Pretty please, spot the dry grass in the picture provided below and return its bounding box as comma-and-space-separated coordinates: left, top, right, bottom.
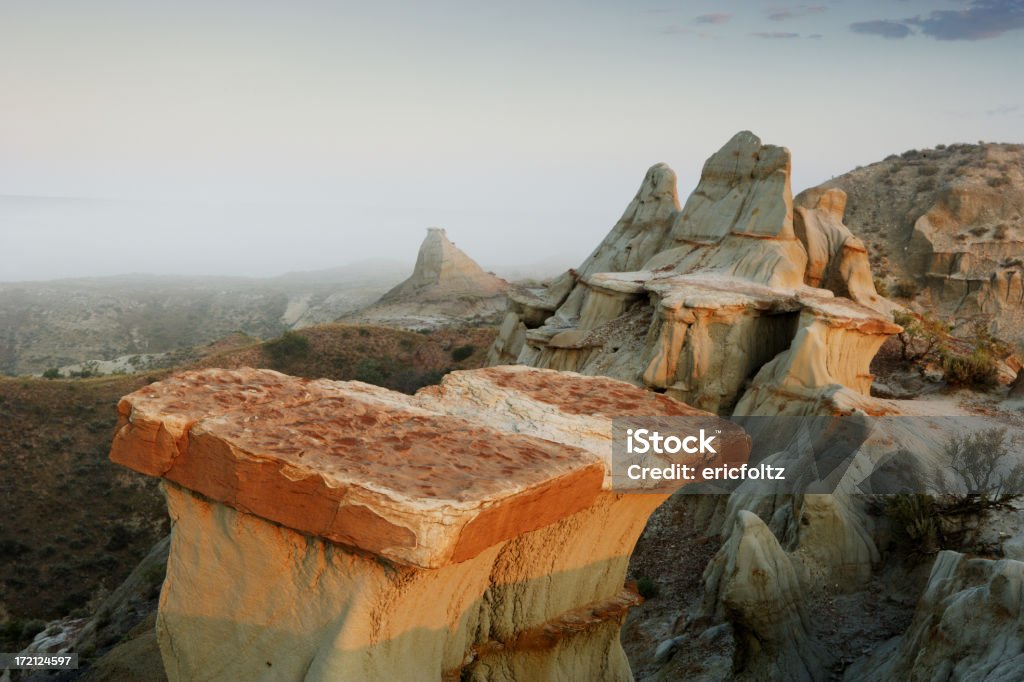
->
0, 322, 496, 643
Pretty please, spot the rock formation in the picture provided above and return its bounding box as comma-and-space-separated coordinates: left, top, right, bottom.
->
487, 131, 900, 416
846, 550, 1024, 680
816, 142, 1024, 342
483, 131, 942, 679
382, 228, 506, 301
346, 228, 508, 329
109, 366, 749, 681
700, 511, 828, 681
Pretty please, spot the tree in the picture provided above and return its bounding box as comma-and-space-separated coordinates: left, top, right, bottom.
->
934, 428, 1024, 504
893, 310, 948, 363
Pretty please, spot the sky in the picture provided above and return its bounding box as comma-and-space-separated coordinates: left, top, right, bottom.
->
1, 0, 1023, 281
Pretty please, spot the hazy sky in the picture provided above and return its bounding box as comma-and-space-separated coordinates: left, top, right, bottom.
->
2, 0, 1023, 281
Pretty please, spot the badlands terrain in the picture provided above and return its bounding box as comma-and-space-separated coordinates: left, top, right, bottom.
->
2, 132, 1024, 681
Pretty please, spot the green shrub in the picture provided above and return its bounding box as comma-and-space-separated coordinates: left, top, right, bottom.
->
893, 310, 948, 364
942, 349, 998, 388
636, 576, 660, 600
263, 331, 311, 366
450, 345, 476, 362
884, 494, 938, 552
934, 427, 1024, 502
353, 358, 393, 386
42, 367, 61, 379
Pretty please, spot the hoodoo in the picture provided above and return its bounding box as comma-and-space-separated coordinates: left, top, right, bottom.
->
487, 131, 901, 416
382, 227, 506, 301
109, 366, 749, 681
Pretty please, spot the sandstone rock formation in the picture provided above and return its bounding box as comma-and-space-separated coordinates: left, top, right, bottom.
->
382, 228, 507, 301
487, 131, 900, 417
846, 550, 1024, 680
700, 511, 828, 681
816, 142, 1024, 342
346, 228, 508, 329
109, 366, 749, 681
483, 132, 951, 681
793, 188, 893, 315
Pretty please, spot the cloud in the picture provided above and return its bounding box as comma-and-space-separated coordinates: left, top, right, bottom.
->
908, 0, 1024, 41
750, 31, 801, 38
662, 25, 716, 38
807, 33, 824, 39
850, 1, 1024, 41
767, 5, 827, 22
694, 13, 732, 24
849, 19, 913, 39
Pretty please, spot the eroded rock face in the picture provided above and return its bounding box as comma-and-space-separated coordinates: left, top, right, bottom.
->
488, 131, 899, 417
110, 366, 749, 681
846, 550, 1024, 681
817, 142, 1024, 342
700, 511, 828, 681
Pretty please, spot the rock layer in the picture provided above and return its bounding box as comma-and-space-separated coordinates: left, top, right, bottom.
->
110, 366, 750, 681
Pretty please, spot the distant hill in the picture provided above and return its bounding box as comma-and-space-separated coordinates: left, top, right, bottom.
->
0, 263, 406, 376
812, 141, 1024, 341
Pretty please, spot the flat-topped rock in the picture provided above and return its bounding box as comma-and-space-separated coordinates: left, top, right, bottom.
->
110, 366, 750, 681
111, 366, 722, 569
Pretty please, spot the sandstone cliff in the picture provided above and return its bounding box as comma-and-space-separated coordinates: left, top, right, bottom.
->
346, 228, 508, 329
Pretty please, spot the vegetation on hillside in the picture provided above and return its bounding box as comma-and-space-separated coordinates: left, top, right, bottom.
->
890, 311, 1011, 389
0, 322, 496, 651
883, 428, 1023, 556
